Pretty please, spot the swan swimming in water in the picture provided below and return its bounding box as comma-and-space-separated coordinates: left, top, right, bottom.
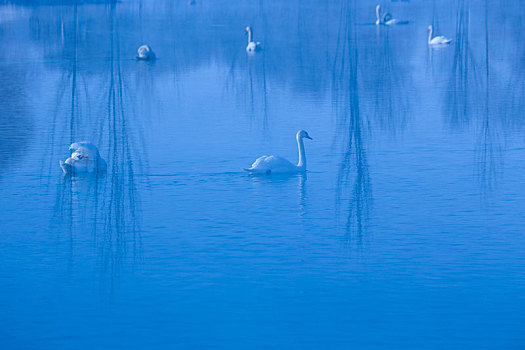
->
376, 5, 398, 25
428, 25, 452, 46
137, 44, 156, 60
60, 142, 107, 175
245, 26, 261, 53
245, 130, 312, 174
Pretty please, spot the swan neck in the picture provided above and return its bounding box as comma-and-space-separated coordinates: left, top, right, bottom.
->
297, 135, 306, 170
428, 27, 433, 43
376, 7, 380, 23
248, 28, 253, 43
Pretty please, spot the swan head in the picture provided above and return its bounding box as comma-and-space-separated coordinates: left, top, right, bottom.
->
297, 130, 312, 140
427, 25, 433, 31
245, 26, 251, 34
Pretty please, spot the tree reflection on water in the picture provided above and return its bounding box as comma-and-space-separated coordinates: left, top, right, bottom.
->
48, 3, 145, 294
332, 1, 371, 247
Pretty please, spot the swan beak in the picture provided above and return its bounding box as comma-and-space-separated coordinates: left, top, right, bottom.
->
305, 135, 312, 140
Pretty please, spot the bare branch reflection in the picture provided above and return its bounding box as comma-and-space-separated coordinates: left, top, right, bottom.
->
49, 3, 145, 293
332, 1, 371, 246
445, 0, 482, 128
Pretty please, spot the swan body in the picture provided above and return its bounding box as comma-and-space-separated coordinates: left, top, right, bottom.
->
428, 25, 451, 45
245, 26, 261, 53
137, 44, 156, 60
376, 5, 398, 26
246, 41, 261, 52
60, 142, 107, 175
245, 130, 312, 174
247, 155, 298, 174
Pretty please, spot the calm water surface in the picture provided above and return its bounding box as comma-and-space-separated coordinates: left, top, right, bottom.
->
0, 0, 524, 348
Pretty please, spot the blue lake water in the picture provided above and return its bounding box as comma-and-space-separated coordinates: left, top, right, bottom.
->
0, 0, 524, 348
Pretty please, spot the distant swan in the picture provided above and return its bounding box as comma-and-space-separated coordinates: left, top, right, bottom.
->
245, 26, 261, 53
60, 142, 107, 175
428, 25, 452, 45
245, 130, 312, 174
137, 44, 156, 60
376, 5, 398, 25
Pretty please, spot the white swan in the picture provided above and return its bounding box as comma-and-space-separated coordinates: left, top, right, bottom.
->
137, 44, 156, 60
245, 130, 312, 174
60, 142, 107, 175
376, 5, 398, 26
245, 26, 261, 53
428, 25, 452, 45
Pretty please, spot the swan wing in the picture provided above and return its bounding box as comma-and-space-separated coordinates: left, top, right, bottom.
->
384, 18, 398, 25
245, 155, 296, 173
70, 142, 101, 157
382, 12, 393, 22
246, 42, 257, 52
137, 45, 155, 59
430, 36, 451, 45
137, 45, 150, 55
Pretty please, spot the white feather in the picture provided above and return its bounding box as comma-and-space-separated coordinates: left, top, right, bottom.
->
245, 130, 312, 175
60, 142, 107, 175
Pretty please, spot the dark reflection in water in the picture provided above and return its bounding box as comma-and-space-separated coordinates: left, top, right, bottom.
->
509, 10, 525, 129
445, 0, 481, 128
364, 25, 410, 135
43, 3, 87, 181
0, 1, 524, 347
53, 173, 142, 294
332, 1, 371, 244
475, 0, 501, 194
442, 0, 513, 192
48, 3, 144, 291
226, 52, 269, 131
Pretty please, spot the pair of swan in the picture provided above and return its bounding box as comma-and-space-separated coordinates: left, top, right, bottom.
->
61, 130, 313, 176
245, 26, 262, 53
137, 45, 156, 60
376, 5, 399, 26
60, 142, 107, 175
138, 26, 262, 58
375, 5, 452, 46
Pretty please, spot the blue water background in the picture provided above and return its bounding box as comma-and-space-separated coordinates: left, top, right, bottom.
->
0, 0, 524, 348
